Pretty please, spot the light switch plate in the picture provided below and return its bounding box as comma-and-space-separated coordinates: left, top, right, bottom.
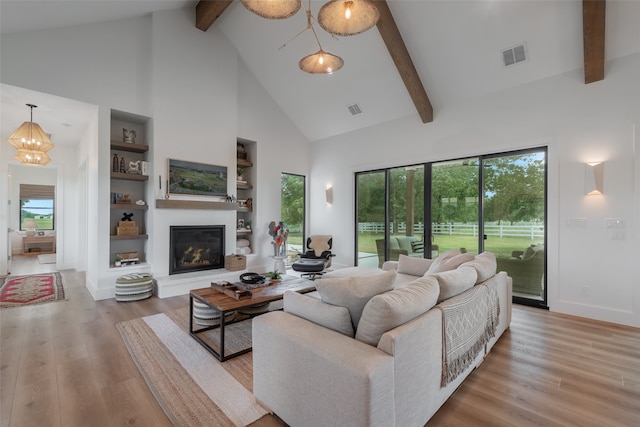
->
605, 218, 624, 229
567, 218, 587, 228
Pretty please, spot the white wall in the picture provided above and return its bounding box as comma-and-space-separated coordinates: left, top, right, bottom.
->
310, 53, 640, 327
236, 59, 311, 271
148, 9, 239, 282
1, 9, 312, 297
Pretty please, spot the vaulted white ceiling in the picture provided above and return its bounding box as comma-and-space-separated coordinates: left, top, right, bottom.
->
2, 1, 639, 145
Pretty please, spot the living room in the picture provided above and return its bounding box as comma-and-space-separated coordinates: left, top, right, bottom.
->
0, 1, 638, 426
1, 0, 638, 328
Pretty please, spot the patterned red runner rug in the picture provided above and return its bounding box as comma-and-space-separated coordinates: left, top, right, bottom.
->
0, 272, 66, 308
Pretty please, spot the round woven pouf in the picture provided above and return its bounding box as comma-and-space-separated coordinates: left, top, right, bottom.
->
192, 300, 236, 326
115, 273, 153, 302
237, 301, 271, 315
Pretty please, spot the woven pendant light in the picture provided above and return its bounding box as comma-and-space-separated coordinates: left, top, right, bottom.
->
299, 49, 344, 74
14, 149, 51, 166
240, 0, 302, 19
7, 104, 54, 153
318, 0, 380, 36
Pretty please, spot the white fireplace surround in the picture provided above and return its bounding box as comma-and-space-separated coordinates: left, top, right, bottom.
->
154, 267, 247, 298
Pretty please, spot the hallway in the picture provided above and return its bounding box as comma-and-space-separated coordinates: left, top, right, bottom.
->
6, 254, 58, 277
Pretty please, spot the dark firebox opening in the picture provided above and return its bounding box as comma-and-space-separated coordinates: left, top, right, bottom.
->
169, 225, 225, 275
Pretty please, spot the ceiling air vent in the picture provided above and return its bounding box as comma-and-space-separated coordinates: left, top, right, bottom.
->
502, 43, 527, 67
347, 103, 362, 116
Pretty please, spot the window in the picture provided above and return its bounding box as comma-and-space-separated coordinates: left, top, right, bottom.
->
20, 184, 55, 231
281, 173, 305, 265
356, 148, 547, 309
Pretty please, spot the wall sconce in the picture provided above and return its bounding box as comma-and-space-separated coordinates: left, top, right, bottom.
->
325, 185, 333, 205
585, 162, 604, 195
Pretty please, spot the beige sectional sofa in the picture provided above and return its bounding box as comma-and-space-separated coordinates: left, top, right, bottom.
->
253, 250, 512, 427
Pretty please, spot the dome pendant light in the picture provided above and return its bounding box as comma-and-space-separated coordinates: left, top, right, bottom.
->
317, 0, 380, 36
240, 0, 302, 19
299, 49, 344, 74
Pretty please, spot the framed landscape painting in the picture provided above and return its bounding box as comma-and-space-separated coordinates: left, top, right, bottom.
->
168, 159, 227, 197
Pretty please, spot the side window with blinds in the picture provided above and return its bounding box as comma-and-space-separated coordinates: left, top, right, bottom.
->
20, 184, 55, 231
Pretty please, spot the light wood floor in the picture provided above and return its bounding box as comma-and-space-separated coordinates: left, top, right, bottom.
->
1, 257, 638, 427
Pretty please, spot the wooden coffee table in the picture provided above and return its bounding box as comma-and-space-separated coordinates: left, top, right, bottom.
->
189, 276, 315, 361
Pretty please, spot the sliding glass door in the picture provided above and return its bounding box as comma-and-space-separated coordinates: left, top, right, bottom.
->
356, 147, 547, 308
281, 173, 305, 265
389, 165, 425, 260
431, 158, 480, 256
483, 150, 546, 305
355, 171, 387, 267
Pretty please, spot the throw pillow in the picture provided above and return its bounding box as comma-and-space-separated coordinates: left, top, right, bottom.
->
283, 291, 354, 337
355, 275, 440, 346
411, 241, 424, 252
431, 266, 478, 302
315, 269, 396, 329
427, 249, 474, 274
397, 254, 433, 277
460, 251, 497, 284
396, 238, 413, 253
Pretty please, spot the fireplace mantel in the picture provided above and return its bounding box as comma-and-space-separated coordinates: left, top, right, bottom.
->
155, 199, 238, 210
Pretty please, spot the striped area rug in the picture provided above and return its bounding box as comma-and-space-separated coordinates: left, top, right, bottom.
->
116, 308, 269, 426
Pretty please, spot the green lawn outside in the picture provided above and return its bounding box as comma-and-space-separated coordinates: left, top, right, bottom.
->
22, 219, 53, 230
358, 232, 541, 259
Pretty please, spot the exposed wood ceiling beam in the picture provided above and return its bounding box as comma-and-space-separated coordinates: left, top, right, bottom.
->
373, 0, 433, 123
196, 0, 233, 32
583, 0, 606, 84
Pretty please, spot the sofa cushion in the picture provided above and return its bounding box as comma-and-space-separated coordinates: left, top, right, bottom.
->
323, 266, 387, 279
427, 249, 474, 274
411, 240, 424, 252
389, 238, 400, 250
283, 291, 354, 337
397, 254, 432, 277
521, 244, 544, 260
355, 275, 440, 346
460, 251, 497, 284
431, 266, 478, 302
315, 270, 396, 329
396, 237, 414, 253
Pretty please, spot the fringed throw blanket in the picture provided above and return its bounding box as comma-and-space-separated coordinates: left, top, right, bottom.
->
437, 280, 500, 387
